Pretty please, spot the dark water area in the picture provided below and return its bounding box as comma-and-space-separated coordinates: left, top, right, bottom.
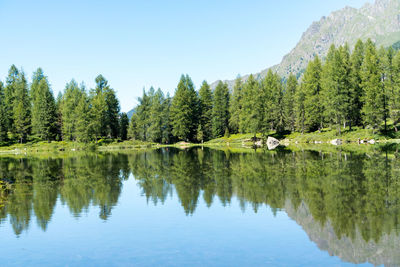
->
0, 147, 399, 266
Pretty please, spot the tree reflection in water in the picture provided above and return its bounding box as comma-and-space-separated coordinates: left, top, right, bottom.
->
0, 147, 399, 265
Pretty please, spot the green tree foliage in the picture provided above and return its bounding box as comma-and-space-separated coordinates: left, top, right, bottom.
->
349, 39, 364, 127
361, 39, 384, 130
211, 81, 229, 138
1, 38, 399, 146
295, 83, 306, 133
119, 113, 129, 140
170, 74, 199, 141
148, 88, 165, 143
283, 74, 297, 131
228, 77, 242, 134
89, 75, 120, 140
302, 56, 323, 132
135, 89, 151, 141
0, 82, 8, 142
261, 70, 285, 133
13, 72, 31, 143
4, 65, 19, 131
239, 75, 261, 135
161, 93, 172, 144
390, 49, 400, 131
198, 81, 213, 141
31, 69, 57, 141
128, 112, 139, 140
61, 80, 85, 141
321, 44, 351, 134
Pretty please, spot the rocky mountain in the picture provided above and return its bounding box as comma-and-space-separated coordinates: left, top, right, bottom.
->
211, 0, 400, 89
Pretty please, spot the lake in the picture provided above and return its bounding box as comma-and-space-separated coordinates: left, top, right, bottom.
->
0, 147, 399, 266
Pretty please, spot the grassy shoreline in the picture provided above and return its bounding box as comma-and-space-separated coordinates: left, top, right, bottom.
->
0, 127, 400, 154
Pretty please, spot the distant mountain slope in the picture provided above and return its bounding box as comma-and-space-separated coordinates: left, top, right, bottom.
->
127, 108, 135, 120
212, 0, 400, 89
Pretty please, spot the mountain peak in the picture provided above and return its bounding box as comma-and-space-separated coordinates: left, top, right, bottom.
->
211, 0, 400, 89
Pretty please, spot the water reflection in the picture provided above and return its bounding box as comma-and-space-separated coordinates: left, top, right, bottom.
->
0, 148, 399, 265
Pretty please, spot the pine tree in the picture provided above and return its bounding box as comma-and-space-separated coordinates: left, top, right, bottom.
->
0, 82, 8, 142
61, 80, 84, 141
89, 81, 107, 141
198, 81, 213, 141
4, 65, 19, 131
148, 88, 165, 143
361, 39, 384, 130
55, 92, 63, 141
283, 74, 297, 132
378, 46, 390, 132
161, 93, 172, 144
321, 44, 351, 135
13, 72, 31, 143
295, 83, 306, 133
75, 92, 91, 143
89, 75, 120, 139
239, 75, 261, 136
349, 39, 364, 127
390, 49, 400, 131
99, 75, 120, 138
302, 56, 323, 132
31, 69, 57, 141
228, 76, 242, 134
170, 74, 199, 141
135, 89, 151, 141
212, 81, 229, 138
119, 113, 129, 140
128, 113, 139, 140
31, 68, 45, 136
262, 70, 285, 133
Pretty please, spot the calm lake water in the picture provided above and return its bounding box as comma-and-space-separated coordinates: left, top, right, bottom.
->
0, 147, 399, 266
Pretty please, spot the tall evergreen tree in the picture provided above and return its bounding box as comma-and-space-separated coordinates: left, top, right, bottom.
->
135, 89, 151, 141
61, 80, 84, 141
198, 81, 213, 142
261, 70, 285, 133
148, 88, 165, 143
170, 74, 199, 141
349, 39, 365, 127
161, 93, 172, 144
31, 69, 57, 141
302, 56, 323, 132
390, 49, 400, 131
13, 72, 31, 143
128, 113, 139, 140
55, 92, 63, 141
321, 44, 351, 134
239, 75, 262, 136
75, 92, 91, 143
89, 75, 120, 139
4, 65, 19, 131
212, 82, 229, 138
119, 113, 129, 140
100, 75, 120, 138
378, 46, 390, 132
295, 83, 306, 133
228, 76, 242, 134
283, 74, 297, 132
361, 39, 384, 130
0, 82, 8, 142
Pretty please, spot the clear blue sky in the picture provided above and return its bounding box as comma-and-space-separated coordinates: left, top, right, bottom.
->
0, 0, 372, 112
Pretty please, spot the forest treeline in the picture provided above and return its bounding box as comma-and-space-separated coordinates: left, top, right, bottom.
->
130, 38, 400, 143
0, 66, 127, 144
1, 38, 399, 145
